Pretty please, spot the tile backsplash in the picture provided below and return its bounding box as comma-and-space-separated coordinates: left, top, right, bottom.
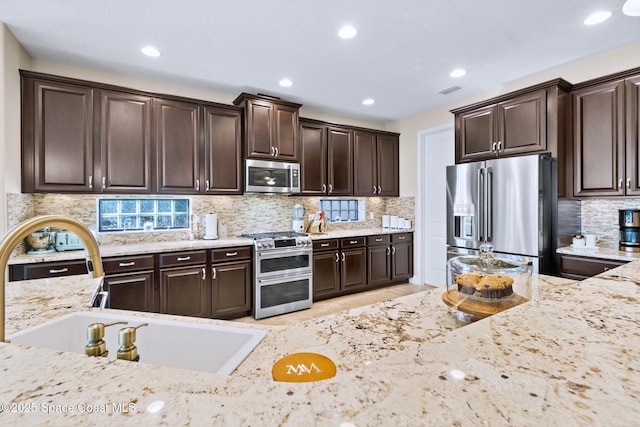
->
7, 193, 415, 252
580, 199, 640, 247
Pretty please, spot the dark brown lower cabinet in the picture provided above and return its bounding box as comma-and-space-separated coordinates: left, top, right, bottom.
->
366, 233, 414, 287
341, 247, 367, 291
103, 254, 156, 312
367, 236, 392, 286
104, 272, 156, 312
560, 254, 629, 280
391, 233, 414, 282
159, 251, 209, 318
160, 265, 209, 317
312, 243, 341, 300
211, 246, 253, 319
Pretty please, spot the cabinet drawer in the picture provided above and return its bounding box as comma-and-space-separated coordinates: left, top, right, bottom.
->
560, 255, 628, 279
103, 254, 154, 274
341, 237, 366, 248
159, 251, 207, 268
367, 235, 390, 246
211, 246, 252, 263
313, 239, 339, 251
9, 259, 88, 281
392, 233, 413, 243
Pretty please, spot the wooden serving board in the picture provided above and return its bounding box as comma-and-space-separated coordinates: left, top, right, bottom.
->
441, 290, 529, 319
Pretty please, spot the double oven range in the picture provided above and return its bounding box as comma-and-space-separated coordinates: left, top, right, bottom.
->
241, 231, 313, 319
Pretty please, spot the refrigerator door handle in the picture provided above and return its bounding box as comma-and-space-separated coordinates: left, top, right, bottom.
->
477, 167, 484, 242
486, 167, 493, 242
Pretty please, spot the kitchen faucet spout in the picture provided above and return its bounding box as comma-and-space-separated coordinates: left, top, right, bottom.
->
0, 215, 104, 342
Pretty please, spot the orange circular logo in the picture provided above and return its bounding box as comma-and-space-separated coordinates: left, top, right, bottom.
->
272, 352, 337, 382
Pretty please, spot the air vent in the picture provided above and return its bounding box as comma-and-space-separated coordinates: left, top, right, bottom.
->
438, 86, 461, 95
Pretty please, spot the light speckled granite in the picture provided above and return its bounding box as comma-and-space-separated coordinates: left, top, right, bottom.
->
1, 260, 639, 425
556, 244, 640, 262
7, 229, 411, 265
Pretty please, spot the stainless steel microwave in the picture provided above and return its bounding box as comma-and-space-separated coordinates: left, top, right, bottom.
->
245, 159, 300, 194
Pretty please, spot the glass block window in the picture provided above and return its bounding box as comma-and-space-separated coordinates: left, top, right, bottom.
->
319, 199, 364, 222
98, 199, 190, 232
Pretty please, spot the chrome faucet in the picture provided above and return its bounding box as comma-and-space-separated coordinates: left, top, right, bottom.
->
0, 215, 105, 342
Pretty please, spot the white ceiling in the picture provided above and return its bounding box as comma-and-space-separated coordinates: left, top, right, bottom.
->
1, 0, 639, 122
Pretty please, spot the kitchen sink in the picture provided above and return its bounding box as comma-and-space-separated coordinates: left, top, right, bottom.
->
7, 311, 266, 375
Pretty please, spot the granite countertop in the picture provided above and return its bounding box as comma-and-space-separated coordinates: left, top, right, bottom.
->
557, 244, 640, 262
8, 228, 412, 265
2, 260, 639, 425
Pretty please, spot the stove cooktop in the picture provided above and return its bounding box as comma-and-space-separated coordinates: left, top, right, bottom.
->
240, 231, 308, 240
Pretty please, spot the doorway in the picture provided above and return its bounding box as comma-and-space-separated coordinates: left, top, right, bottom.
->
416, 124, 454, 287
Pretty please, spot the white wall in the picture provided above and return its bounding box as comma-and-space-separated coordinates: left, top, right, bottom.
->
1, 24, 30, 234
389, 41, 640, 198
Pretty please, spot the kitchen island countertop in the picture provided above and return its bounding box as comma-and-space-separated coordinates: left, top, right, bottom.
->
1, 262, 638, 425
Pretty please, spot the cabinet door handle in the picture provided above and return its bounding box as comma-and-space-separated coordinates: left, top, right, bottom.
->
118, 262, 136, 267
492, 142, 497, 154
322, 184, 327, 193
375, 238, 383, 242
335, 252, 339, 262
341, 252, 345, 262
377, 185, 381, 194
206, 180, 210, 191
275, 147, 279, 157
196, 180, 200, 191
618, 178, 623, 191
177, 256, 191, 261
102, 176, 106, 191
202, 268, 206, 280
497, 141, 503, 152
49, 268, 69, 274
627, 178, 631, 189
271, 146, 275, 156
350, 240, 358, 244
398, 236, 406, 240
328, 184, 333, 194
373, 185, 377, 194
212, 267, 217, 279
392, 246, 396, 255
321, 243, 330, 247
386, 247, 391, 256
88, 175, 93, 190
225, 252, 238, 257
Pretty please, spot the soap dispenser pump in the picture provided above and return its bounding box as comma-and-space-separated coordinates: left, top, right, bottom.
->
117, 323, 148, 362
85, 321, 128, 357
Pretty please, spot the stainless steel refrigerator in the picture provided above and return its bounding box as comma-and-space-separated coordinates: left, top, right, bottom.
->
446, 153, 579, 275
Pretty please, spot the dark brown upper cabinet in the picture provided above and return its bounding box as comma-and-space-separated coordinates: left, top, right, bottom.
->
99, 90, 153, 193
21, 74, 96, 193
202, 106, 243, 194
573, 68, 640, 197
21, 71, 243, 195
299, 119, 353, 195
353, 130, 399, 197
451, 79, 572, 198
155, 98, 201, 194
233, 93, 302, 162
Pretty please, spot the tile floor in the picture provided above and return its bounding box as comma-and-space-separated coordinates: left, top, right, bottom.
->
233, 283, 434, 326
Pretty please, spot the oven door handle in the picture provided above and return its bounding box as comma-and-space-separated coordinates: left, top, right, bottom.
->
257, 248, 311, 258
257, 273, 311, 285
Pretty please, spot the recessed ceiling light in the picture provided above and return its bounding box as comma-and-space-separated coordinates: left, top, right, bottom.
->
450, 68, 466, 78
338, 25, 358, 39
141, 46, 161, 57
362, 98, 375, 106
584, 10, 612, 25
279, 78, 293, 87
623, 0, 640, 16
